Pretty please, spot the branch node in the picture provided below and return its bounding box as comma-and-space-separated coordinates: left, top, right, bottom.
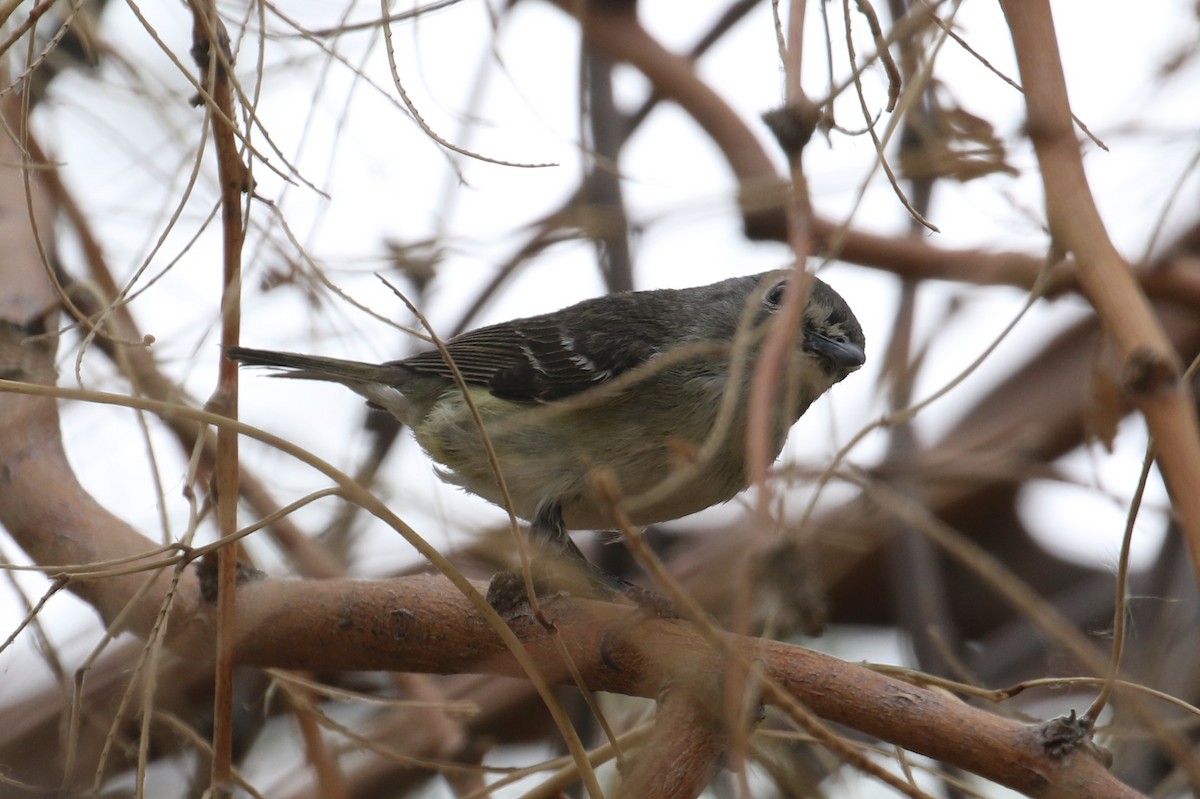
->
763, 102, 823, 166
197, 552, 264, 604
1039, 710, 1111, 766
1122, 346, 1178, 397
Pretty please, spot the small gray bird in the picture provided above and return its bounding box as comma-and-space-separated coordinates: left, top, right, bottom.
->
229, 270, 864, 589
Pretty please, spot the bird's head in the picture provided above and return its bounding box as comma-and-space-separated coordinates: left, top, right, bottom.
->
754, 271, 866, 389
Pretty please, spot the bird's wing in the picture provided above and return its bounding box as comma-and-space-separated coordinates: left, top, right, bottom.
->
397, 296, 676, 402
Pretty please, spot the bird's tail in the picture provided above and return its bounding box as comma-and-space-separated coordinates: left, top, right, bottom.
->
226, 346, 399, 387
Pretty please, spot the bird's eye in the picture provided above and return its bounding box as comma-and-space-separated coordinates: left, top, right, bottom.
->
764, 281, 787, 309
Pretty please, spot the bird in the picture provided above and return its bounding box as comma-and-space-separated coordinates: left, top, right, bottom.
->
229, 269, 864, 595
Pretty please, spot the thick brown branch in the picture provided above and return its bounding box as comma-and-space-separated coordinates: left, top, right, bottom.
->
617, 688, 727, 799
223, 575, 1140, 799
0, 94, 204, 637
1002, 0, 1200, 586
814, 219, 1200, 308
552, 1, 786, 237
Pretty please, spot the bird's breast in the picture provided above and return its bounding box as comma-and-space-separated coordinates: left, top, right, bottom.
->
410, 361, 816, 530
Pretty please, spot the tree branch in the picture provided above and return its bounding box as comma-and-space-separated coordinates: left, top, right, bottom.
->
1002, 0, 1200, 588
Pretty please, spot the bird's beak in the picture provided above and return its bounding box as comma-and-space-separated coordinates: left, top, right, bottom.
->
806, 331, 866, 371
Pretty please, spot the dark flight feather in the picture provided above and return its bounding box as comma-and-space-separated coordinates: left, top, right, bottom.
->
395, 291, 683, 402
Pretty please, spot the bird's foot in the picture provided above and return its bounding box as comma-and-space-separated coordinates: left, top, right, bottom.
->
485, 560, 677, 619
